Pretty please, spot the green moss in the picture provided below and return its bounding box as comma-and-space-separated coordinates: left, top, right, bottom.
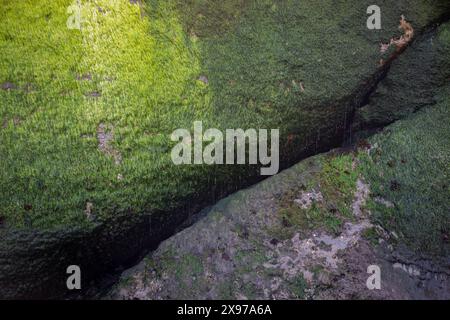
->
217, 280, 235, 300
273, 153, 359, 237
1, 0, 448, 230
240, 282, 259, 300
320, 154, 359, 219
274, 202, 343, 237
288, 275, 308, 300
0, 0, 209, 228
353, 19, 450, 131
362, 227, 379, 246
358, 90, 450, 255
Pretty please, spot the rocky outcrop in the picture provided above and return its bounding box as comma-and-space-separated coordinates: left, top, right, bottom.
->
109, 99, 450, 300
352, 15, 450, 132
1, 0, 450, 299
108, 19, 450, 300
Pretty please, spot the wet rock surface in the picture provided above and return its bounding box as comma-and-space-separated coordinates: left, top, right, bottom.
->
1, 1, 450, 299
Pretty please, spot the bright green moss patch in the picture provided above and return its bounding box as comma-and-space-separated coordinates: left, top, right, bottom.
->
0, 0, 210, 228
320, 154, 359, 219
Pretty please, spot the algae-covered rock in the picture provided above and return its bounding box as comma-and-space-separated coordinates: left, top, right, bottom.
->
109, 88, 450, 301
353, 18, 450, 130
109, 19, 450, 300
1, 0, 449, 298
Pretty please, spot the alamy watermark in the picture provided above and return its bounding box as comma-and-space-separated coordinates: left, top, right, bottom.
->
67, 2, 383, 31
366, 265, 381, 290
66, 265, 81, 290
67, 0, 82, 30
171, 122, 279, 176
367, 5, 382, 30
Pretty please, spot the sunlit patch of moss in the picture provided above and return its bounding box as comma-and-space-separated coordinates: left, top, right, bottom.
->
0, 0, 210, 228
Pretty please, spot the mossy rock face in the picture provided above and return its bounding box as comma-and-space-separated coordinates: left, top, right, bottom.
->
1, 0, 449, 298
359, 88, 450, 256
0, 210, 193, 299
352, 23, 450, 255
353, 19, 450, 131
109, 89, 450, 301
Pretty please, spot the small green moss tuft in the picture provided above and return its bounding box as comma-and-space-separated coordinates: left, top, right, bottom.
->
288, 275, 308, 300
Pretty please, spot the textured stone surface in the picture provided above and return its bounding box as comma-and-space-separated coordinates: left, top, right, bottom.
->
1, 1, 450, 299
